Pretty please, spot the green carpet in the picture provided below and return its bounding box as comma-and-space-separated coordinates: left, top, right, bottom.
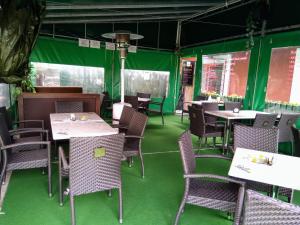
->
1, 115, 299, 225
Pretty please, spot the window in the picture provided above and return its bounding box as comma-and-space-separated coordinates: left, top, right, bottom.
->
32, 62, 105, 94
201, 51, 250, 97
0, 83, 11, 108
124, 69, 169, 97
266, 47, 300, 104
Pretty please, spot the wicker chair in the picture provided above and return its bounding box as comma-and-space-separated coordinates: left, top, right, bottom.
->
253, 113, 277, 128
147, 96, 166, 125
112, 105, 135, 133
55, 101, 83, 113
233, 125, 278, 194
224, 102, 243, 111
277, 113, 300, 143
278, 125, 300, 202
124, 95, 139, 110
188, 105, 225, 150
58, 134, 125, 225
0, 114, 52, 197
0, 107, 44, 149
123, 111, 148, 178
174, 130, 245, 225
202, 102, 220, 124
242, 189, 300, 225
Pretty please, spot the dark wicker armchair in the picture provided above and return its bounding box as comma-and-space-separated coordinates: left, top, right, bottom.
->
124, 95, 139, 110
55, 101, 83, 113
253, 113, 277, 128
233, 125, 280, 195
0, 107, 45, 149
58, 134, 125, 225
188, 105, 225, 150
123, 111, 148, 178
242, 189, 300, 225
174, 130, 245, 225
112, 105, 135, 133
0, 114, 52, 198
147, 96, 166, 125
224, 102, 243, 111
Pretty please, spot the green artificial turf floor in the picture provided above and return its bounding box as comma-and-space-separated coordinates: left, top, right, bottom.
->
1, 115, 299, 225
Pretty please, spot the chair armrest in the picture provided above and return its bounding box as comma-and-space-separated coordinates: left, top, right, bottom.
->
9, 127, 44, 134
111, 124, 128, 129
0, 141, 51, 151
125, 135, 144, 139
10, 129, 48, 135
195, 154, 232, 161
14, 120, 44, 128
184, 173, 245, 186
58, 146, 69, 170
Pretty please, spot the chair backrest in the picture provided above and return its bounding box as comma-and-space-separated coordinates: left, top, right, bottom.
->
195, 95, 208, 101
0, 113, 12, 146
188, 106, 205, 137
55, 101, 83, 113
124, 95, 138, 110
242, 189, 300, 225
202, 102, 219, 123
69, 134, 125, 196
0, 106, 12, 130
126, 111, 148, 137
224, 102, 242, 111
277, 113, 300, 142
119, 106, 135, 127
253, 113, 277, 128
137, 92, 151, 98
234, 125, 278, 153
178, 130, 196, 174
292, 126, 300, 157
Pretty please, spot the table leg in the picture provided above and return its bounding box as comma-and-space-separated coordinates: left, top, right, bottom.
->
224, 120, 231, 153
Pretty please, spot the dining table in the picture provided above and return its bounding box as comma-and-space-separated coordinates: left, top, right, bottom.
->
50, 112, 118, 141
205, 110, 271, 149
229, 147, 300, 195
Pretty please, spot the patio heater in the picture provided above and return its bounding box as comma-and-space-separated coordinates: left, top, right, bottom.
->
102, 31, 143, 121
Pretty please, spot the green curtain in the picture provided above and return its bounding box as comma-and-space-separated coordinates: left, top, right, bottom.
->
30, 36, 177, 113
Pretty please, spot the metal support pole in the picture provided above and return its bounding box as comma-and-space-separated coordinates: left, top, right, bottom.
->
120, 57, 125, 103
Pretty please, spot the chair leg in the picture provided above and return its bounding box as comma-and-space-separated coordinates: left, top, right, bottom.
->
139, 152, 145, 178
108, 189, 112, 197
59, 174, 64, 206
174, 197, 186, 225
161, 112, 164, 126
119, 187, 123, 224
70, 195, 76, 225
213, 137, 216, 149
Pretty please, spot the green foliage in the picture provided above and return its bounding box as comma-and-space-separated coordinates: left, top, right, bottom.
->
0, 0, 45, 86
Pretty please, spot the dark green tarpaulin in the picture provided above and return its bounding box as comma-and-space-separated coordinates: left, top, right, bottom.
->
30, 36, 178, 113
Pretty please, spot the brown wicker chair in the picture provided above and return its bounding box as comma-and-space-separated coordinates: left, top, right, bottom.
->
0, 114, 52, 198
58, 134, 125, 225
242, 189, 300, 225
137, 93, 151, 113
112, 105, 135, 133
0, 106, 45, 150
188, 105, 225, 150
224, 102, 243, 111
174, 130, 245, 225
55, 101, 83, 113
124, 95, 139, 110
253, 113, 277, 128
233, 125, 278, 195
123, 111, 148, 178
147, 96, 166, 125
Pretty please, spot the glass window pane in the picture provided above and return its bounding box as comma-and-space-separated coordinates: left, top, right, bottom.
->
124, 69, 169, 97
201, 51, 250, 97
0, 83, 10, 108
266, 47, 300, 104
32, 62, 105, 94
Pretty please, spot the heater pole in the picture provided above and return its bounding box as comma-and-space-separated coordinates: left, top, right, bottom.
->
120, 56, 125, 103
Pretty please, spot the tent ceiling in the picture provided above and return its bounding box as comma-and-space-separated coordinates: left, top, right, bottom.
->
41, 0, 300, 50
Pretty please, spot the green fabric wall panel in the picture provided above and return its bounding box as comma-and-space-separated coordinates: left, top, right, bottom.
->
31, 37, 106, 67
